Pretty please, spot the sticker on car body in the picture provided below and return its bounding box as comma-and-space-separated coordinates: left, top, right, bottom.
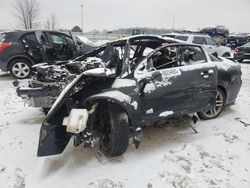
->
160, 68, 181, 78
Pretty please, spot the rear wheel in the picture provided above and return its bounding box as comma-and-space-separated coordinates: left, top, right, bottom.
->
9, 59, 31, 79
99, 104, 129, 157
197, 88, 225, 120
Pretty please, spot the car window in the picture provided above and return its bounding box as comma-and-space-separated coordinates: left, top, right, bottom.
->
149, 45, 206, 70
50, 33, 73, 45
40, 32, 49, 45
243, 42, 250, 47
20, 32, 41, 50
205, 37, 218, 46
179, 46, 206, 66
175, 35, 188, 41
151, 46, 178, 70
192, 37, 206, 45
0, 32, 13, 43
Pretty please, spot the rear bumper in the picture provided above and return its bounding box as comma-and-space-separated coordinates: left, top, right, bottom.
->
0, 60, 8, 72
16, 83, 59, 108
234, 52, 245, 60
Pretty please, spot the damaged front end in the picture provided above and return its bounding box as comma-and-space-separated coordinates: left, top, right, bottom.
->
37, 66, 138, 157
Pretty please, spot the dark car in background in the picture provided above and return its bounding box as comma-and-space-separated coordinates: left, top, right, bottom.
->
200, 26, 229, 37
226, 35, 248, 49
0, 30, 94, 79
234, 42, 250, 62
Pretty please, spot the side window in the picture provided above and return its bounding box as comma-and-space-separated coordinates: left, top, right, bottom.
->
205, 37, 218, 46
175, 35, 188, 41
192, 37, 206, 45
179, 46, 206, 66
20, 32, 39, 47
49, 33, 73, 45
40, 32, 49, 45
151, 46, 178, 70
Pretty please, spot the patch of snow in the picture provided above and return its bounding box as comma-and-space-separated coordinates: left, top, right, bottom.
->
144, 82, 157, 94
146, 108, 154, 114
111, 79, 136, 89
76, 36, 94, 46
1, 63, 250, 188
130, 101, 138, 110
159, 111, 174, 117
94, 40, 110, 46
91, 90, 138, 110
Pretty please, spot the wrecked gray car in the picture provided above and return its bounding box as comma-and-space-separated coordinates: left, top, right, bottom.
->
34, 39, 241, 157
15, 35, 177, 113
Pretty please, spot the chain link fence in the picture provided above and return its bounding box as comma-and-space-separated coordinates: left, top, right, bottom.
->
73, 32, 130, 43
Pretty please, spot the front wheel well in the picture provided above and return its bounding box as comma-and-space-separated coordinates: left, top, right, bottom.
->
87, 100, 132, 128
7, 57, 33, 71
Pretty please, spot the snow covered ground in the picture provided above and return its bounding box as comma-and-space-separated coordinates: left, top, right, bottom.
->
0, 63, 250, 188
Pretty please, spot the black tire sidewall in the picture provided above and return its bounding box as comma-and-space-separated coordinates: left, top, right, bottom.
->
100, 104, 129, 157
9, 59, 31, 79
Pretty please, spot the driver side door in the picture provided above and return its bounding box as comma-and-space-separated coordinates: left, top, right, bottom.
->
47, 32, 74, 61
135, 44, 218, 121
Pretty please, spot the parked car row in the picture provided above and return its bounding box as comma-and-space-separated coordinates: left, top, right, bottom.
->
234, 42, 250, 62
11, 35, 242, 157
0, 30, 95, 79
162, 33, 234, 58
200, 26, 229, 37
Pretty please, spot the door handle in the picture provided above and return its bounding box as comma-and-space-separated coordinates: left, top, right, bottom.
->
201, 69, 214, 78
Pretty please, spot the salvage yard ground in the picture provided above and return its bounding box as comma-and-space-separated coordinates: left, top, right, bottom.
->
0, 62, 250, 188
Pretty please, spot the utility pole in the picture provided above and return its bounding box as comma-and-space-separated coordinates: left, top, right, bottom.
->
81, 4, 83, 33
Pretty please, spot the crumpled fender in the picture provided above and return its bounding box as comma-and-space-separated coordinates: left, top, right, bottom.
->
85, 78, 141, 130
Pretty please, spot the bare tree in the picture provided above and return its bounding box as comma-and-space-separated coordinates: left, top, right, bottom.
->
44, 14, 58, 30
45, 18, 51, 30
12, 0, 40, 29
50, 14, 58, 30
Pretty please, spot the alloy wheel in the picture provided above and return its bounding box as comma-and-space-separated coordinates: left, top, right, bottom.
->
12, 62, 30, 78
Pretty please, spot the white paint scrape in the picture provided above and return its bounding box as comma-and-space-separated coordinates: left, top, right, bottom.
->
146, 108, 154, 114
159, 111, 174, 117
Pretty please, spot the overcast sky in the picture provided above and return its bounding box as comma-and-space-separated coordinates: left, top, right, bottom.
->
0, 0, 249, 33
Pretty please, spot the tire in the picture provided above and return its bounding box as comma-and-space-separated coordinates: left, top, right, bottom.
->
100, 104, 129, 157
9, 59, 31, 79
197, 88, 225, 120
238, 59, 244, 63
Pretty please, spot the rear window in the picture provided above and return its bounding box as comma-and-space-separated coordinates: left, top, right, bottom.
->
175, 35, 188, 41
0, 32, 13, 43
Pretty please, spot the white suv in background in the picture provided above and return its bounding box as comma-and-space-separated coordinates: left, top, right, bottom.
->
163, 33, 234, 58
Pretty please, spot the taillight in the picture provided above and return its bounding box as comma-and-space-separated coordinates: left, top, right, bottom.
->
234, 47, 239, 53
0, 43, 11, 53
